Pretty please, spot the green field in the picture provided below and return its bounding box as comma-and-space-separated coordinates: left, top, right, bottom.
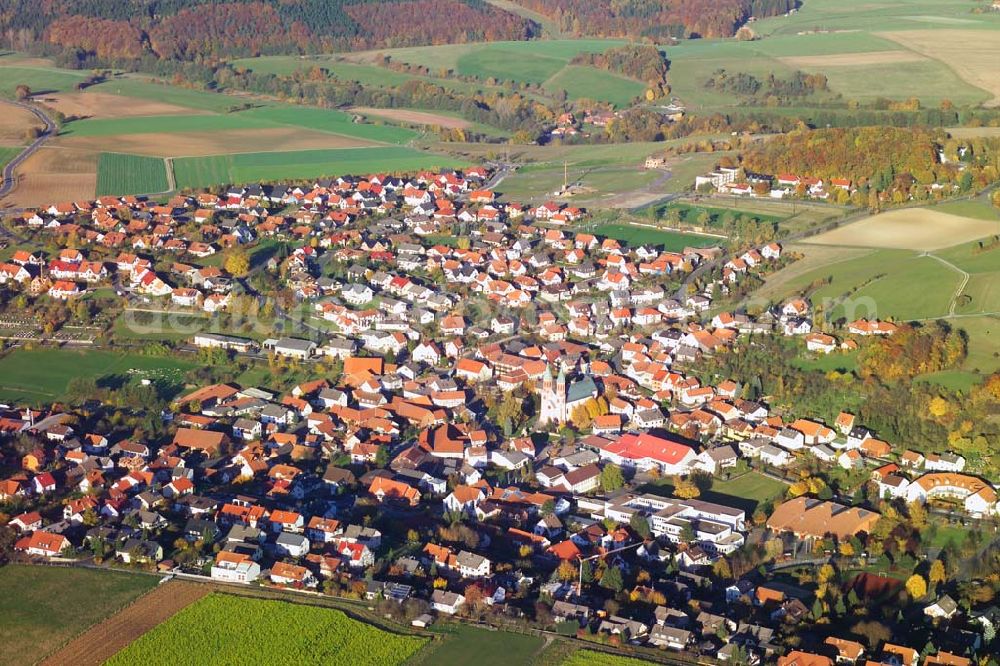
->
657, 0, 1000, 111
0, 565, 158, 665
0, 146, 19, 170
0, 63, 87, 97
588, 223, 720, 251
933, 199, 1000, 222
0, 348, 198, 404
544, 66, 645, 107
106, 594, 426, 666
707, 471, 788, 512
758, 247, 961, 321
422, 624, 544, 666
238, 106, 417, 144
88, 77, 251, 113
172, 146, 462, 190
350, 39, 645, 106
96, 153, 169, 196
64, 105, 416, 145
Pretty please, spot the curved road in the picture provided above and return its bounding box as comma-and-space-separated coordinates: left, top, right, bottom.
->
0, 98, 58, 201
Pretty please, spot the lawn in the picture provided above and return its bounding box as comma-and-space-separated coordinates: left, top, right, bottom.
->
0, 348, 198, 405
106, 594, 426, 666
421, 624, 544, 666
172, 146, 463, 190
793, 349, 859, 374
96, 153, 169, 196
587, 223, 721, 252
0, 565, 158, 665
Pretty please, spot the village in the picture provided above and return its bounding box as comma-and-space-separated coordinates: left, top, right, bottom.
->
0, 165, 996, 666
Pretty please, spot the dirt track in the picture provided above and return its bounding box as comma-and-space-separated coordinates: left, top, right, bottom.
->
40, 580, 208, 666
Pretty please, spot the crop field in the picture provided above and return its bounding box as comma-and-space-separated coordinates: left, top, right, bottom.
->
41, 582, 208, 666
0, 348, 198, 404
106, 594, 426, 666
237, 106, 417, 144
807, 208, 1000, 251
64, 105, 416, 145
561, 649, 654, 666
0, 565, 158, 665
588, 223, 720, 251
96, 152, 169, 196
86, 77, 249, 113
172, 146, 462, 190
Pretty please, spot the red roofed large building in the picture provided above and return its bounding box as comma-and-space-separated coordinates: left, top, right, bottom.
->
597, 433, 697, 475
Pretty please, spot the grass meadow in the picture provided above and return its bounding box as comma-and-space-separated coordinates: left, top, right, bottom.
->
588, 223, 720, 251
0, 565, 157, 665
0, 348, 197, 404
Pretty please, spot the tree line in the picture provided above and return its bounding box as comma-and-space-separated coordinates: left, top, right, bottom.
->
570, 44, 670, 97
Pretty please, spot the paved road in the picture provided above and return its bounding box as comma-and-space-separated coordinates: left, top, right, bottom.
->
0, 98, 58, 202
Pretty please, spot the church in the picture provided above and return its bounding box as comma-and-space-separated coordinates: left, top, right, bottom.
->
537, 364, 600, 426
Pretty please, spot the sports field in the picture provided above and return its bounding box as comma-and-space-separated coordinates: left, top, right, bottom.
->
96, 153, 169, 196
172, 146, 463, 190
106, 594, 426, 666
0, 348, 198, 404
0, 565, 158, 665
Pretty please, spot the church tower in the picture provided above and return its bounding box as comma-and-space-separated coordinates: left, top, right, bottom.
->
538, 363, 567, 425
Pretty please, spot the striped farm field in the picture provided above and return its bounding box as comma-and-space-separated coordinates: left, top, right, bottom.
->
96, 153, 169, 196
172, 147, 463, 190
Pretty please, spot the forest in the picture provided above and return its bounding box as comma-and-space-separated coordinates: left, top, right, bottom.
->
740, 127, 1000, 190
510, 0, 794, 39
0, 0, 537, 66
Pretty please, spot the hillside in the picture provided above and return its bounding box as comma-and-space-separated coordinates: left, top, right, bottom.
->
509, 0, 795, 40
1, 0, 538, 66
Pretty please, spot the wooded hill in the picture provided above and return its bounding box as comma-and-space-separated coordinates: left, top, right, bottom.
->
1, 0, 538, 66
510, 0, 794, 40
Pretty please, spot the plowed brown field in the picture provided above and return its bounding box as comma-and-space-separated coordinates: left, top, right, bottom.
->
40, 580, 208, 666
